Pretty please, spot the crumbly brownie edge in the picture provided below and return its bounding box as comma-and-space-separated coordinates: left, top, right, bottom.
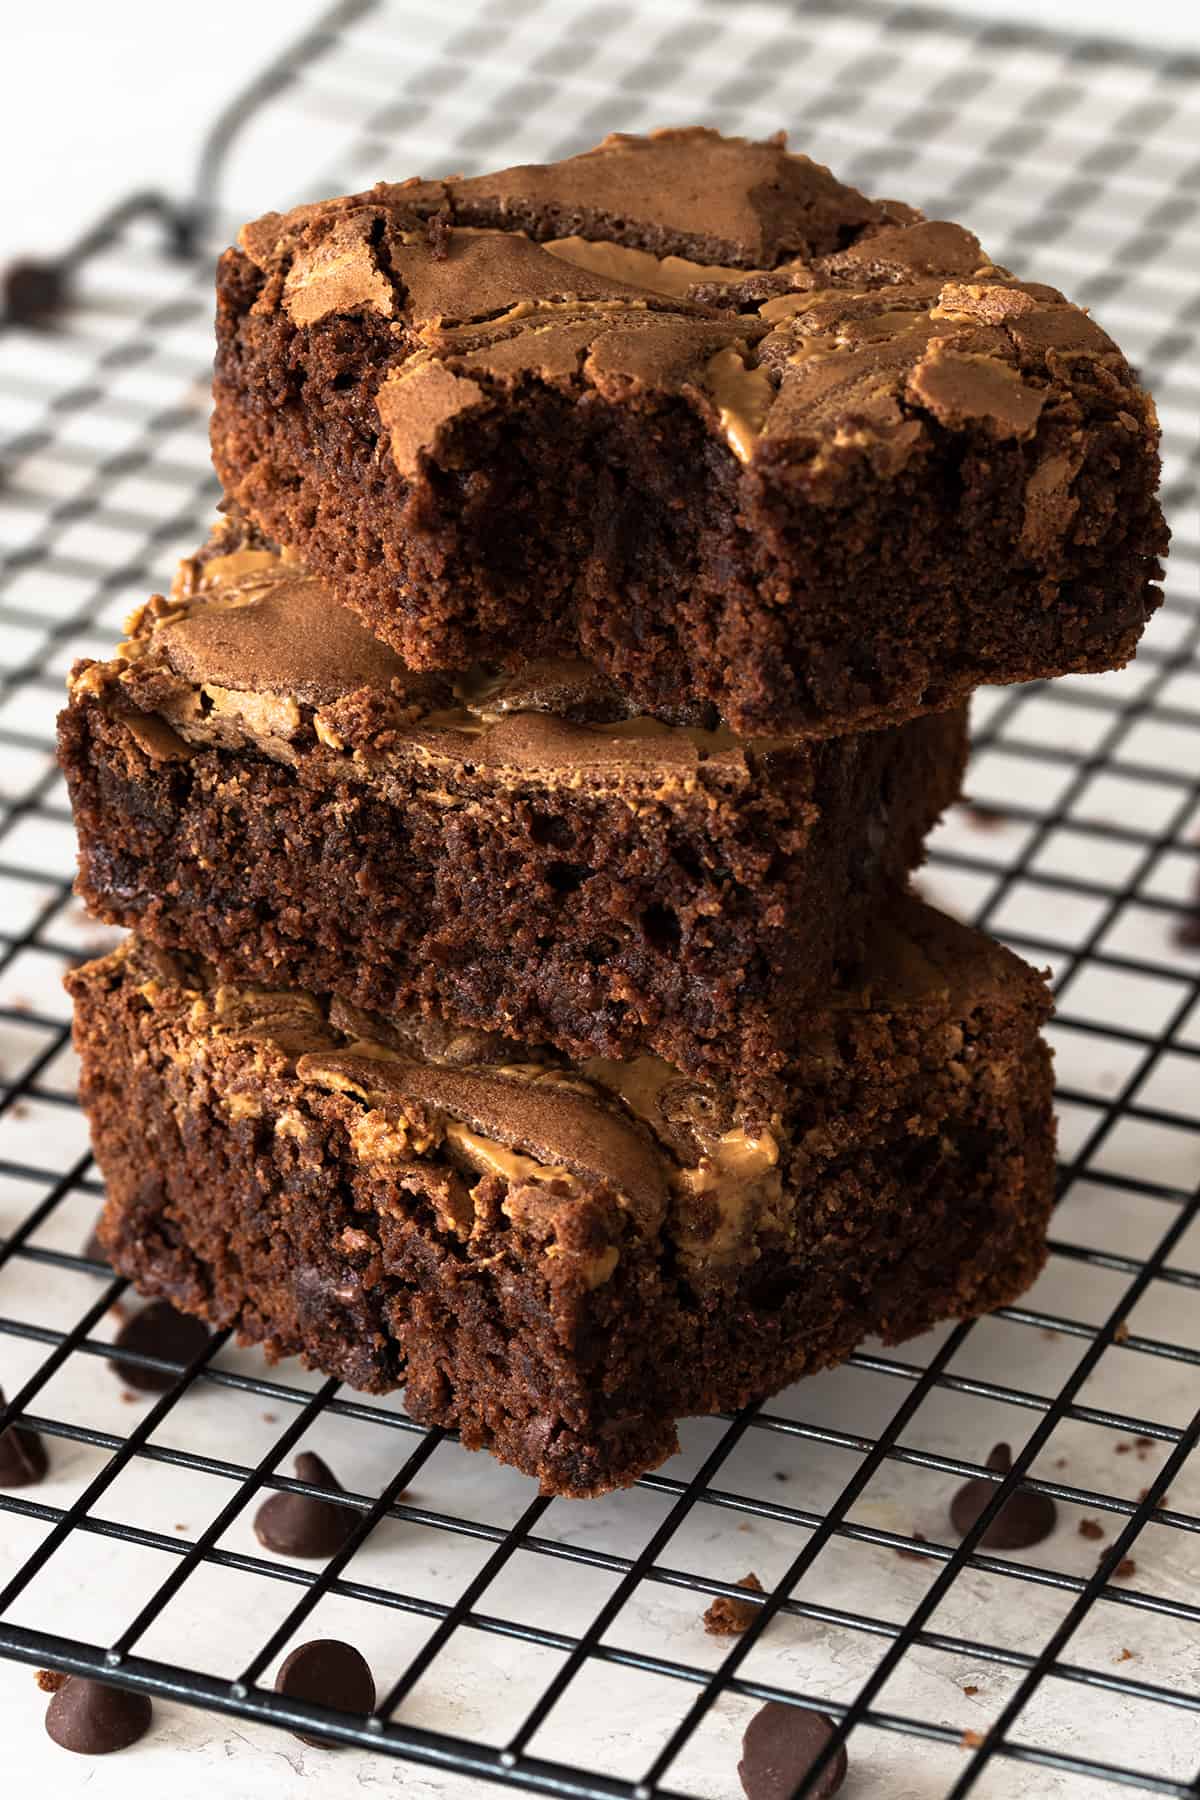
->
57, 687, 965, 1084
67, 935, 1055, 1496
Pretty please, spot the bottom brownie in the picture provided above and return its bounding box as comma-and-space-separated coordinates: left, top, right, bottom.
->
67, 899, 1055, 1497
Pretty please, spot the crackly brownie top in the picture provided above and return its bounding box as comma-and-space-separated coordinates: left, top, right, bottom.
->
74, 901, 1047, 1281
232, 126, 1156, 515
67, 519, 809, 772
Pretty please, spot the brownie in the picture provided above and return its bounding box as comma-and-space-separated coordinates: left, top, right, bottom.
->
67, 898, 1055, 1497
211, 127, 1166, 735
58, 524, 965, 1086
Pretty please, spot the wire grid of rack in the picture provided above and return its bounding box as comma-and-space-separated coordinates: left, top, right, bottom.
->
0, 1, 1198, 1794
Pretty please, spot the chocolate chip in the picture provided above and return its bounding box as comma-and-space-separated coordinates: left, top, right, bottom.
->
703, 1572, 764, 1635
4, 258, 66, 327
738, 1701, 847, 1800
44, 1677, 153, 1755
949, 1443, 1057, 1550
0, 1387, 48, 1488
254, 1452, 358, 1559
109, 1301, 210, 1392
274, 1638, 375, 1748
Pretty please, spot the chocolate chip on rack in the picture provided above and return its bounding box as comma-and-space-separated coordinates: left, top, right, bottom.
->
0, 1386, 49, 1489
109, 1300, 211, 1392
738, 1700, 848, 1799
274, 1638, 376, 1748
254, 1452, 359, 1559
44, 1677, 153, 1755
949, 1443, 1058, 1549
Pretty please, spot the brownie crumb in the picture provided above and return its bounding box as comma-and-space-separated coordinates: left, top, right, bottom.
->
962, 1684, 979, 1697
1105, 1555, 1137, 1580
895, 1532, 930, 1562
36, 1670, 67, 1693
962, 803, 1007, 831
1078, 1519, 1105, 1540
1115, 1441, 1132, 1453
703, 1571, 765, 1635
1112, 1322, 1130, 1344
962, 1729, 985, 1749
1117, 1647, 1135, 1662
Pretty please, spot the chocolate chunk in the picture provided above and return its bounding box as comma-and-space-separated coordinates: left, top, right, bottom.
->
949, 1443, 1057, 1549
44, 1677, 153, 1755
738, 1701, 847, 1800
703, 1571, 764, 1635
0, 1387, 49, 1488
109, 1300, 211, 1391
274, 1638, 376, 1748
254, 1451, 359, 1559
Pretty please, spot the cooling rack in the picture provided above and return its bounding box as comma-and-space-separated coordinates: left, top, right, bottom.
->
0, 1, 1198, 1794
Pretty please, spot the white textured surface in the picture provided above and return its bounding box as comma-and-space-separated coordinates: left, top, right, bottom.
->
1, 1, 1198, 1796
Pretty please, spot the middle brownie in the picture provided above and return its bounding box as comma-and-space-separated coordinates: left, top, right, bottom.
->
59, 527, 966, 1084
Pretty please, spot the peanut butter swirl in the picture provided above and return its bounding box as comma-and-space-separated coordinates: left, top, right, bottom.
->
70, 523, 804, 773
234, 126, 1140, 485
112, 937, 801, 1280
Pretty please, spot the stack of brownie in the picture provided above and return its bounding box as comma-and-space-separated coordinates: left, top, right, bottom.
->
61, 130, 1166, 1496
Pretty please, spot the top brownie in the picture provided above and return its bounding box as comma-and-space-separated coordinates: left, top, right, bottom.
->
213, 127, 1167, 735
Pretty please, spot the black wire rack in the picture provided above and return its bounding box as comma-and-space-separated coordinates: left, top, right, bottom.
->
0, 1, 1198, 1794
